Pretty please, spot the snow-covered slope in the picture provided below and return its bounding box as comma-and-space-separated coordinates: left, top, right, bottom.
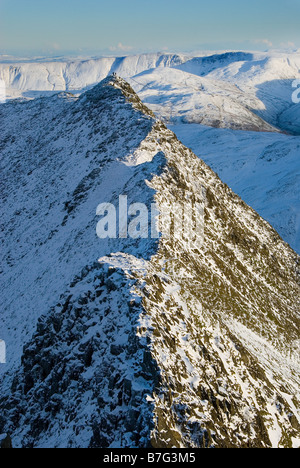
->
0, 79, 157, 373
0, 53, 187, 99
0, 76, 299, 448
128, 67, 277, 131
175, 51, 300, 133
170, 124, 300, 254
278, 104, 300, 135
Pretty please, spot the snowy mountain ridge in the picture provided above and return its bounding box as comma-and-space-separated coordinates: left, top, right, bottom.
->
1, 51, 300, 253
0, 76, 299, 448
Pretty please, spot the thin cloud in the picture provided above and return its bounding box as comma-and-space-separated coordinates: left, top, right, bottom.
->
109, 42, 133, 52
254, 39, 273, 48
280, 41, 296, 49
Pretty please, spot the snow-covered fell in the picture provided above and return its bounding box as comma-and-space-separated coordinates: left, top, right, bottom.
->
0, 53, 186, 99
128, 67, 277, 131
1, 51, 299, 254
170, 124, 300, 253
175, 51, 300, 133
1, 50, 300, 134
0, 76, 299, 448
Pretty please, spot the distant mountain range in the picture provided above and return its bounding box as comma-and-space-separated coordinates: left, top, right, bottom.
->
1, 50, 300, 134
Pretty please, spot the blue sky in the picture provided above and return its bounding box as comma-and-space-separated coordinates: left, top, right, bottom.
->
0, 0, 299, 56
